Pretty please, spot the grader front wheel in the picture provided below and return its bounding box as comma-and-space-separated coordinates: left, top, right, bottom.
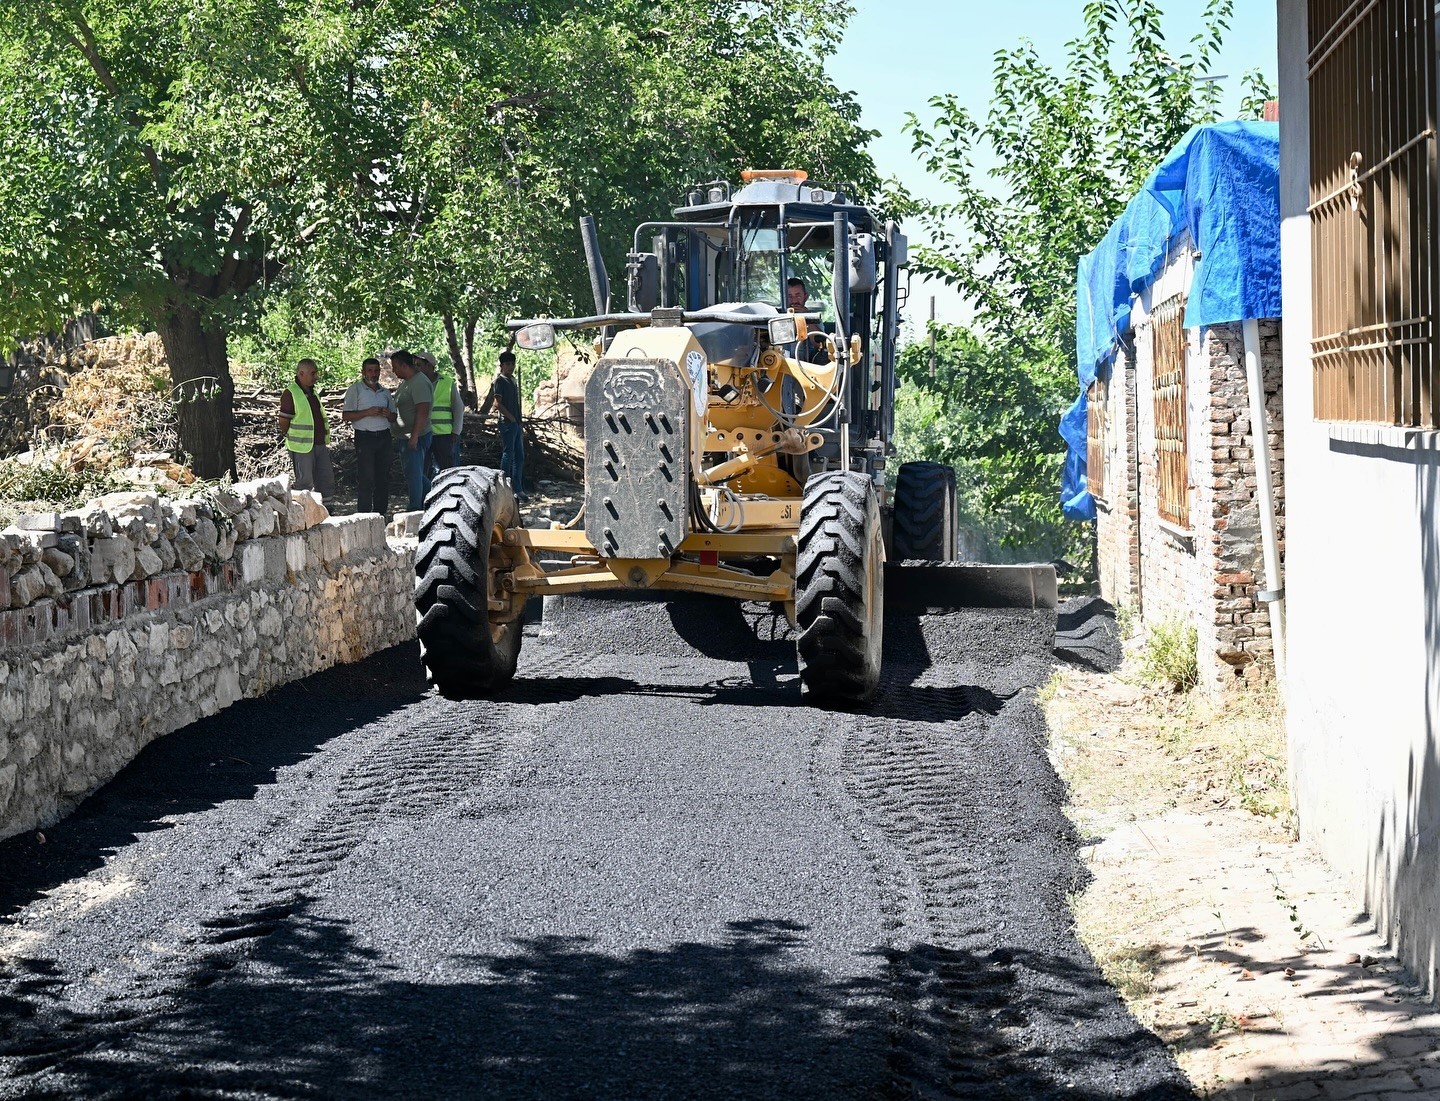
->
795, 471, 885, 705
415, 466, 524, 699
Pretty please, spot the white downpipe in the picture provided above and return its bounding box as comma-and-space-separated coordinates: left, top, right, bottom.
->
1242, 318, 1286, 683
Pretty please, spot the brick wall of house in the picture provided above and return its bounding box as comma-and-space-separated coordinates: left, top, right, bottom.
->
1124, 307, 1284, 695
1204, 320, 1285, 686
1095, 348, 1141, 612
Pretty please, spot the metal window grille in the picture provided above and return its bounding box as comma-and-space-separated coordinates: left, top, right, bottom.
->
1307, 0, 1440, 427
1087, 375, 1108, 501
1152, 295, 1190, 528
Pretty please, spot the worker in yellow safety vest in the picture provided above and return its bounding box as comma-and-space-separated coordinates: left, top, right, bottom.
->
415, 350, 464, 473
277, 358, 335, 503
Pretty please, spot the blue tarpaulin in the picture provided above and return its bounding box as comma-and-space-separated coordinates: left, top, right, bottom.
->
1060, 120, 1280, 521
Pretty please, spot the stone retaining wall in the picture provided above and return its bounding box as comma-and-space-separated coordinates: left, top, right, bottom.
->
0, 481, 415, 841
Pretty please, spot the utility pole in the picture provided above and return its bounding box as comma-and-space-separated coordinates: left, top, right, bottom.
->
928, 296, 936, 378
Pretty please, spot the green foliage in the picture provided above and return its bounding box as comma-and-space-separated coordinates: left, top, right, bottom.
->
1238, 68, 1278, 121
1138, 620, 1199, 693
894, 323, 1080, 560
906, 0, 1233, 364
901, 1, 1241, 563
0, 455, 121, 509
228, 301, 397, 391
281, 0, 881, 342
0, 0, 876, 469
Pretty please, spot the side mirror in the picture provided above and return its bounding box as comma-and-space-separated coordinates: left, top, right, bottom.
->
849, 233, 877, 294
890, 230, 909, 269
627, 252, 659, 312
515, 322, 556, 351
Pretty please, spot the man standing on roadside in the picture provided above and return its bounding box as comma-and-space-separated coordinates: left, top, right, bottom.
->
416, 350, 464, 473
482, 350, 527, 502
390, 349, 434, 511
342, 356, 396, 517
277, 358, 335, 505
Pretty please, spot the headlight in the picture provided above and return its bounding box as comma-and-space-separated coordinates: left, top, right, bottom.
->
767, 316, 799, 346
515, 323, 556, 351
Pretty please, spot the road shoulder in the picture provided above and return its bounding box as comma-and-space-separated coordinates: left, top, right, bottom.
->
1046, 606, 1440, 1098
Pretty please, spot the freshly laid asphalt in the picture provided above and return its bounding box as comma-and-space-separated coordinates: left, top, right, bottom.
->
0, 594, 1188, 1099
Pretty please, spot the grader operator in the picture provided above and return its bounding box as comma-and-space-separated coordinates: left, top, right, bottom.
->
415, 170, 963, 705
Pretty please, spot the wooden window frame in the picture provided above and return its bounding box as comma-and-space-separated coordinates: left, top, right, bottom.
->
1151, 294, 1191, 529
1087, 373, 1109, 503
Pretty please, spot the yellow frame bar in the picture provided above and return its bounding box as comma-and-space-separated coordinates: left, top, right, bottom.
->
504, 528, 796, 555
509, 559, 793, 602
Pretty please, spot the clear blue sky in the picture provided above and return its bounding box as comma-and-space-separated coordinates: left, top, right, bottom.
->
828, 1, 1279, 326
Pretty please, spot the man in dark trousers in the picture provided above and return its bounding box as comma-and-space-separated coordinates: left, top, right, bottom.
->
277, 358, 335, 505
481, 351, 527, 502
390, 349, 434, 511
341, 356, 396, 516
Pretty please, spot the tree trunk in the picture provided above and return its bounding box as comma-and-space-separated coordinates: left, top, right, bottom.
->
155, 301, 236, 479
463, 316, 477, 394
443, 313, 470, 396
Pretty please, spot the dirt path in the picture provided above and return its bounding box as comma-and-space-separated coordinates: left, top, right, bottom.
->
1047, 602, 1440, 1099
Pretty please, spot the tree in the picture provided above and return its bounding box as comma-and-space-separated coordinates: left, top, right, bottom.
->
311, 0, 879, 393
0, 0, 424, 475
900, 0, 1241, 559
894, 324, 1068, 559
0, 0, 876, 476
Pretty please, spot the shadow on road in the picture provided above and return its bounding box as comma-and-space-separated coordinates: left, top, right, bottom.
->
498, 668, 1012, 723
0, 905, 1191, 1100
0, 644, 427, 922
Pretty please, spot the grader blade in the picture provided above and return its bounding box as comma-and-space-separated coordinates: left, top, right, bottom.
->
883, 562, 1058, 615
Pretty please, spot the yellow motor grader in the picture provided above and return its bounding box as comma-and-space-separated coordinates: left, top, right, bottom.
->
415, 170, 1044, 705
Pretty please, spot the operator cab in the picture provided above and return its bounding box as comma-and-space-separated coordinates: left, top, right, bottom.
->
626, 169, 907, 466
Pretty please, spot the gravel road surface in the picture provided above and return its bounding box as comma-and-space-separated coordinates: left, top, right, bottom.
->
0, 595, 1185, 1099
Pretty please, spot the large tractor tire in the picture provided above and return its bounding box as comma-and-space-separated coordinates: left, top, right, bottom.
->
415, 466, 523, 699
795, 471, 885, 705
892, 460, 957, 561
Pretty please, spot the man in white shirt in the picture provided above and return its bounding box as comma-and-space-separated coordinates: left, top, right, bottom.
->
341, 356, 397, 516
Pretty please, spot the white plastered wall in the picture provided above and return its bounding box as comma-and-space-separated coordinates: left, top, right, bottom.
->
1277, 0, 1440, 995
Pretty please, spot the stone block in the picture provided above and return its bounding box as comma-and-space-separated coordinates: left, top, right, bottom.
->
10, 566, 49, 608
284, 534, 308, 577
262, 537, 288, 583
295, 491, 329, 529
133, 544, 163, 580
66, 594, 90, 635
302, 530, 325, 573
5, 529, 59, 552
241, 542, 266, 585
250, 502, 277, 539
90, 536, 136, 586
389, 511, 422, 538
210, 485, 246, 517
95, 490, 160, 516
145, 577, 170, 611
173, 531, 205, 572
285, 496, 307, 533
320, 523, 342, 567
15, 512, 61, 532
191, 518, 219, 558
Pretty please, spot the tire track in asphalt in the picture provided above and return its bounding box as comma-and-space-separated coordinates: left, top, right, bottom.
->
0, 647, 599, 1092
